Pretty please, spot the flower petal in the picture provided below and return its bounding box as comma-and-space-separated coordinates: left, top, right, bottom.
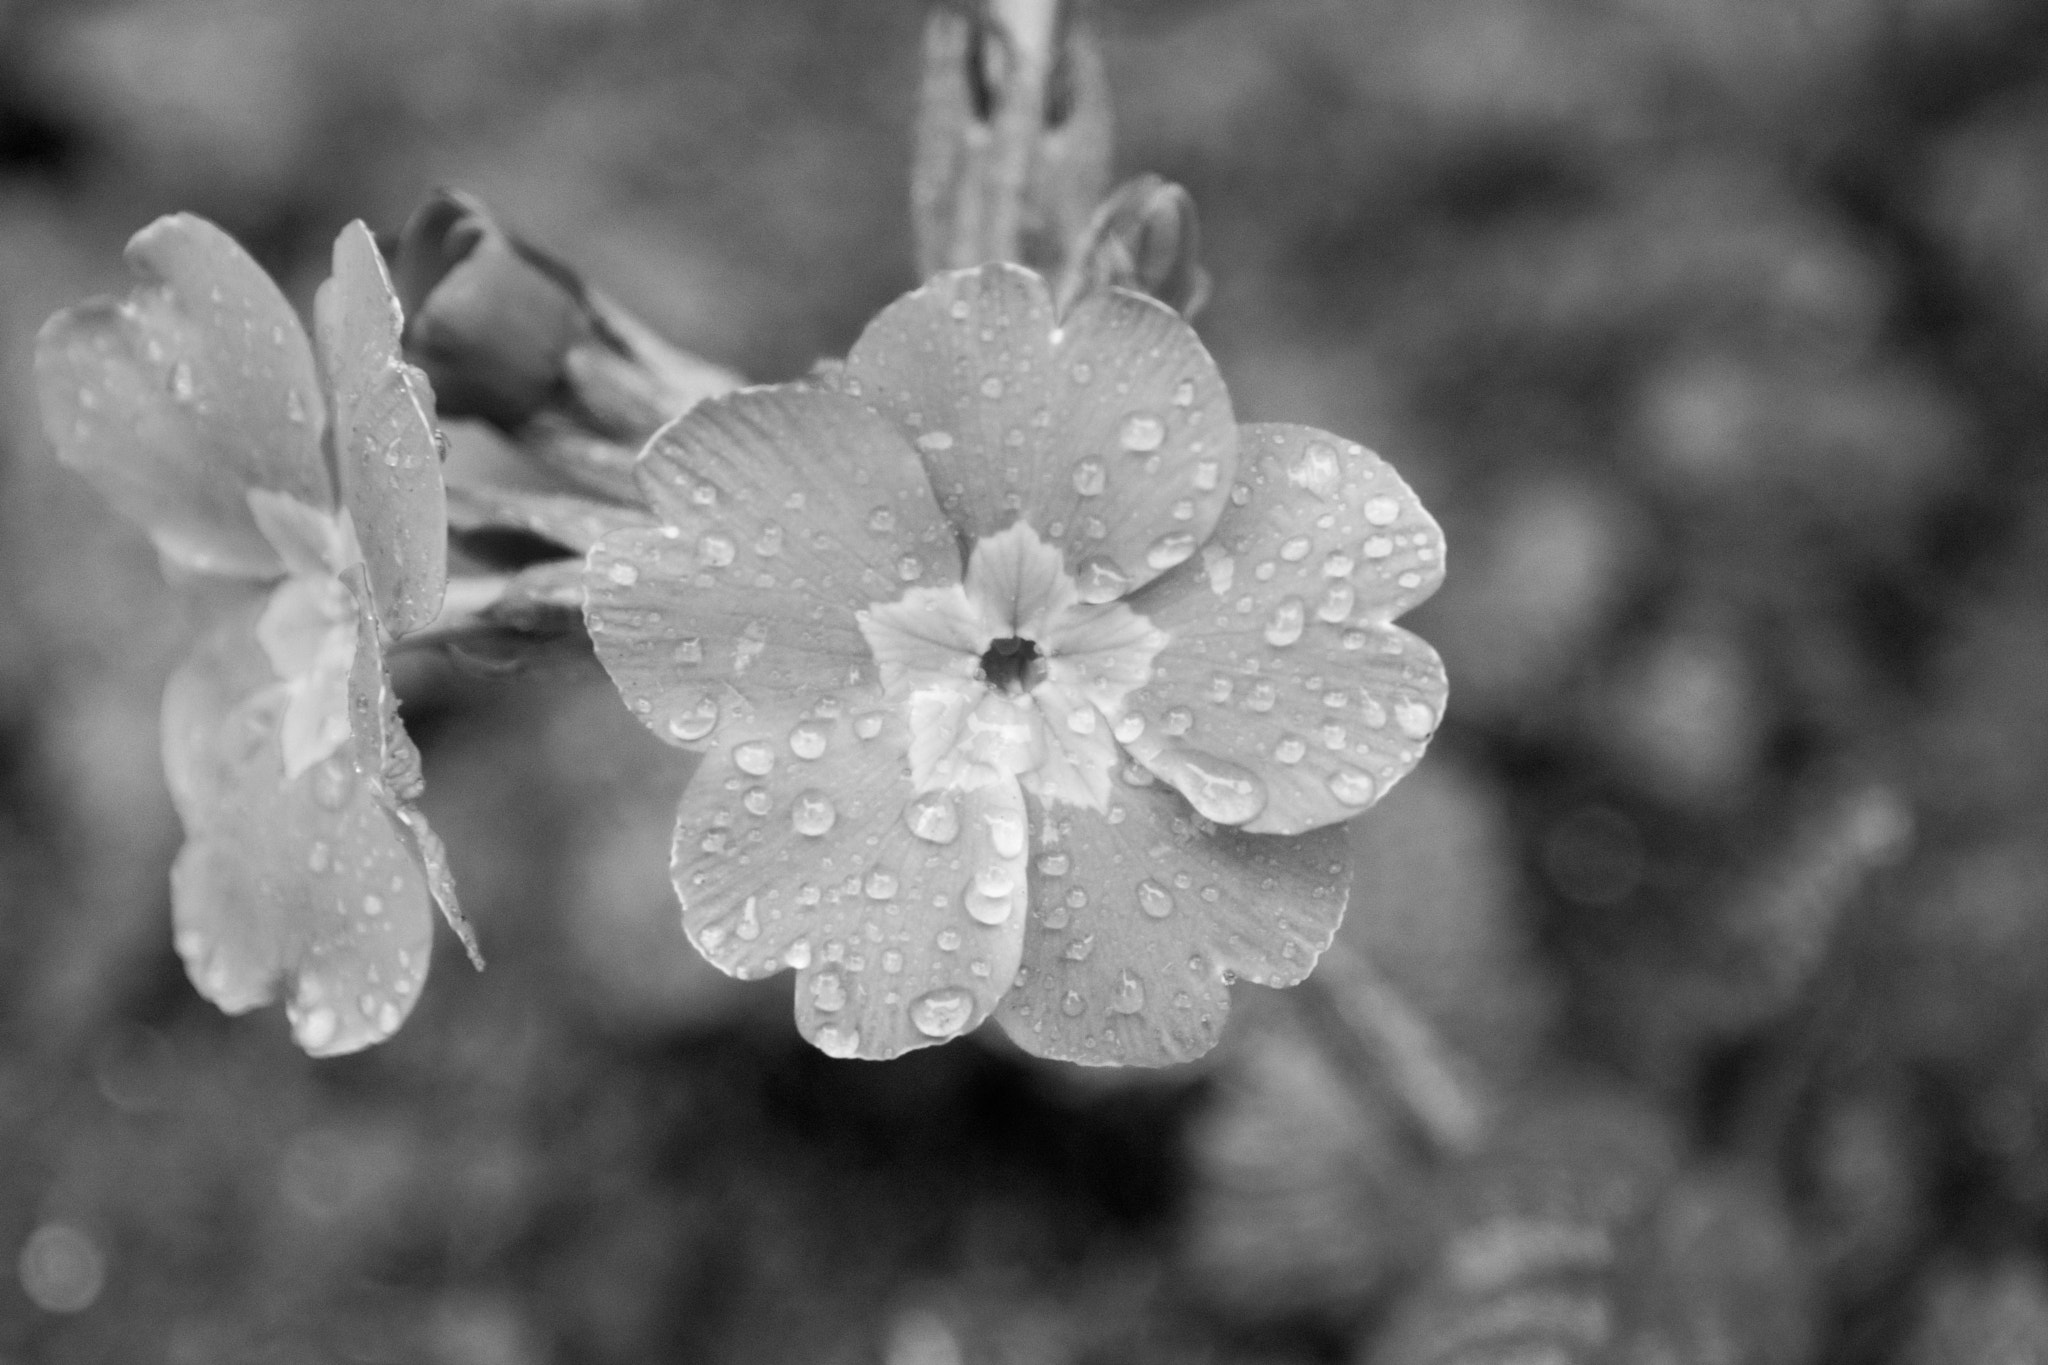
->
169, 687, 434, 1057
315, 219, 448, 637
845, 264, 1238, 599
587, 386, 962, 744
994, 775, 1352, 1066
161, 595, 274, 828
667, 702, 1029, 1060
1119, 424, 1449, 835
34, 214, 329, 578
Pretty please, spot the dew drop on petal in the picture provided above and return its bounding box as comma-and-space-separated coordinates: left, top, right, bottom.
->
1071, 458, 1106, 496
1395, 701, 1437, 738
1156, 750, 1269, 825
984, 809, 1026, 858
698, 534, 736, 567
1120, 413, 1166, 452
1112, 714, 1146, 744
671, 637, 704, 665
295, 1005, 338, 1051
1137, 879, 1174, 919
916, 430, 955, 452
606, 561, 639, 587
311, 760, 354, 811
667, 696, 719, 742
1192, 459, 1220, 491
1173, 379, 1196, 407
1318, 582, 1356, 622
854, 713, 886, 741
980, 376, 1004, 399
897, 555, 923, 582
1291, 441, 1343, 498
742, 787, 772, 817
810, 971, 847, 1012
1075, 556, 1130, 604
1328, 766, 1378, 807
911, 987, 977, 1038
168, 361, 196, 402
1070, 361, 1094, 384
1108, 970, 1145, 1015
1264, 597, 1306, 647
868, 507, 896, 534
307, 842, 331, 874
788, 722, 829, 760
865, 868, 899, 900
733, 741, 775, 776
1245, 681, 1277, 713
1162, 707, 1194, 737
904, 791, 961, 844
1037, 851, 1070, 877
1323, 552, 1355, 578
1064, 706, 1098, 736
815, 1024, 861, 1057
1364, 536, 1393, 559
1279, 537, 1311, 562
1273, 736, 1306, 765
1364, 496, 1400, 526
1061, 990, 1086, 1017
949, 298, 972, 320
1202, 548, 1234, 595
784, 941, 813, 969
792, 790, 837, 837
1146, 532, 1197, 571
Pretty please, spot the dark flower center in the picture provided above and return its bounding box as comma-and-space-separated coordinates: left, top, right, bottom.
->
979, 635, 1046, 694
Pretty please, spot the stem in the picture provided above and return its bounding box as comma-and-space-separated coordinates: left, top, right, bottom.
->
1310, 937, 1493, 1160
976, 0, 1061, 267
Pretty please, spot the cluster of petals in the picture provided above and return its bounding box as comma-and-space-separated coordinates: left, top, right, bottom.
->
585, 263, 1447, 1065
35, 215, 468, 1056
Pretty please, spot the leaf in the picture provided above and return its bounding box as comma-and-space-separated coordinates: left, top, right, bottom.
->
316, 219, 448, 637
34, 213, 330, 578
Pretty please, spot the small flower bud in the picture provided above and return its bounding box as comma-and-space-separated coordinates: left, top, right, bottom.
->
1056, 174, 1212, 319
394, 190, 740, 501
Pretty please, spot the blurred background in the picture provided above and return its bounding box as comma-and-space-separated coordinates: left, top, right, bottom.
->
2, 0, 2047, 1360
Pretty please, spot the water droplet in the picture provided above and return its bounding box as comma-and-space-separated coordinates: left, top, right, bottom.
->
1070, 361, 1094, 384
1120, 413, 1165, 452
1364, 495, 1400, 526
1163, 707, 1194, 737
936, 929, 962, 952
1137, 879, 1175, 919
1279, 536, 1312, 562
737, 785, 772, 818
1264, 597, 1306, 647
897, 555, 923, 581
296, 1005, 338, 1051
167, 362, 195, 402
1074, 555, 1130, 604
671, 637, 704, 665
284, 388, 306, 424
1323, 552, 1355, 577
1322, 721, 1348, 750
864, 868, 898, 900
1063, 935, 1095, 962
909, 987, 976, 1039
1061, 990, 1086, 1018
916, 430, 955, 452
966, 865, 1015, 925
1207, 675, 1234, 704
606, 561, 639, 587
1146, 532, 1197, 570
792, 790, 837, 837
734, 897, 761, 941
1172, 379, 1195, 407
868, 507, 896, 533
1192, 459, 1220, 491
1108, 970, 1145, 1015
1318, 582, 1355, 622
854, 713, 886, 741
810, 971, 847, 1012
1071, 457, 1106, 496
1395, 700, 1437, 738
1289, 441, 1342, 498
1037, 851, 1070, 877
784, 941, 812, 969
814, 1024, 861, 1057
980, 375, 1005, 398
1363, 535, 1393, 559
1112, 714, 1146, 743
1065, 706, 1098, 736
984, 809, 1026, 858
1327, 766, 1377, 806
1273, 736, 1306, 765
905, 792, 960, 844
667, 696, 718, 742
754, 524, 784, 557
949, 298, 972, 320
698, 534, 736, 567
1245, 681, 1277, 713
1202, 548, 1234, 595
307, 842, 331, 874
1155, 750, 1269, 824
690, 483, 718, 508
788, 722, 829, 760
733, 741, 775, 776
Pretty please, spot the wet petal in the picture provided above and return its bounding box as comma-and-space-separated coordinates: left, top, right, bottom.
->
995, 775, 1351, 1066
160, 596, 273, 828
845, 263, 1237, 598
587, 386, 962, 744
668, 702, 1028, 1060
169, 688, 434, 1057
1120, 424, 1449, 835
315, 219, 448, 637
34, 214, 329, 577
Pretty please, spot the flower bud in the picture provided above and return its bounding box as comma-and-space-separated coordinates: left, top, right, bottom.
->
394, 190, 740, 501
1056, 174, 1212, 319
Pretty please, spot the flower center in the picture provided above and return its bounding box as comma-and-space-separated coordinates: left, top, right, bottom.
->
978, 635, 1046, 694
858, 522, 1170, 811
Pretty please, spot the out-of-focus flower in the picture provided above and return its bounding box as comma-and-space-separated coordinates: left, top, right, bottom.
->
35, 214, 474, 1056
1055, 174, 1211, 319
585, 263, 1447, 1064
393, 189, 741, 506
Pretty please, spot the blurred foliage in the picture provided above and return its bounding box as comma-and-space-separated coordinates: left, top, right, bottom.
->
2, 0, 2047, 1360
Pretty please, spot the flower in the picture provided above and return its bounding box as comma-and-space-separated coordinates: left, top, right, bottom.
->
584, 263, 1446, 1065
35, 213, 475, 1056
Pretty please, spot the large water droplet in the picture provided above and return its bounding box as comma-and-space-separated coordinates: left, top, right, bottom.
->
814, 1024, 861, 1057
1061, 990, 1086, 1018
1273, 736, 1306, 765
1154, 750, 1269, 825
1291, 441, 1342, 498
1074, 555, 1130, 604
984, 809, 1026, 858
1394, 700, 1437, 738
1120, 413, 1166, 452
733, 741, 775, 776
1317, 582, 1356, 623
667, 696, 718, 742
295, 1004, 338, 1051
1137, 879, 1175, 919
1112, 713, 1145, 743
1071, 457, 1106, 496
698, 534, 736, 567
1364, 495, 1400, 526
742, 787, 772, 817
904, 791, 960, 843
1327, 766, 1377, 806
1108, 970, 1145, 1015
911, 987, 976, 1038
865, 868, 899, 900
792, 790, 837, 837
1264, 597, 1306, 647
966, 864, 1015, 925
784, 941, 812, 969
810, 971, 847, 1013
1146, 532, 1197, 570
788, 722, 829, 760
